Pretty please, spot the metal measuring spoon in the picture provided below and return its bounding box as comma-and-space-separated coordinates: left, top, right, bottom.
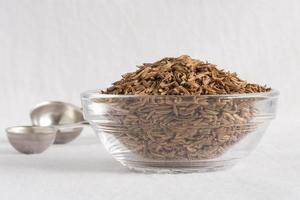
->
6, 126, 56, 154
30, 101, 88, 144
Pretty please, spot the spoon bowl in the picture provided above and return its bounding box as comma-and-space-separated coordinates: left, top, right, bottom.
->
6, 126, 56, 154
30, 101, 84, 144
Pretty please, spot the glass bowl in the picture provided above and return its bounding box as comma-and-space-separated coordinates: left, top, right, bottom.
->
81, 90, 279, 173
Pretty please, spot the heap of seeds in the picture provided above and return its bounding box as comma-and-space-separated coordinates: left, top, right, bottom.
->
102, 55, 270, 95
98, 55, 271, 160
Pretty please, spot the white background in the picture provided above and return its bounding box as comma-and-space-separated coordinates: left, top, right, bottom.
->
0, 0, 299, 199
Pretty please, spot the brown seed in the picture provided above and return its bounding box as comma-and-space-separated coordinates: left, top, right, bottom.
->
98, 55, 270, 160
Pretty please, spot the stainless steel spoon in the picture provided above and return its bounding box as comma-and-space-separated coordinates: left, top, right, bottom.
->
6, 126, 56, 154
30, 101, 88, 144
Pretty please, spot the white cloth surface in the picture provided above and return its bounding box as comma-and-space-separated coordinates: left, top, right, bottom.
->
1, 0, 300, 199
0, 116, 299, 200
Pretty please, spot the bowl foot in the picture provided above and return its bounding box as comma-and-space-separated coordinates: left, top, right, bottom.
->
118, 159, 238, 173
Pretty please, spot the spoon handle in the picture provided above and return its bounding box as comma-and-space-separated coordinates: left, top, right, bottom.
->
52, 121, 90, 130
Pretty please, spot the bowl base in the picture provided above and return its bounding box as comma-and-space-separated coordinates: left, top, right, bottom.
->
118, 159, 238, 173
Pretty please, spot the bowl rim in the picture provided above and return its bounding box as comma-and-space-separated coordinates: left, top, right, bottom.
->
6, 126, 57, 135
30, 101, 82, 115
81, 89, 279, 99
29, 101, 84, 126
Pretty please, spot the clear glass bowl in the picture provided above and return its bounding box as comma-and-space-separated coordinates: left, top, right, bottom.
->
81, 90, 279, 173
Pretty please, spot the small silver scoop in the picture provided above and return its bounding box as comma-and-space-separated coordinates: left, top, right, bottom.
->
30, 101, 89, 144
6, 126, 56, 154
